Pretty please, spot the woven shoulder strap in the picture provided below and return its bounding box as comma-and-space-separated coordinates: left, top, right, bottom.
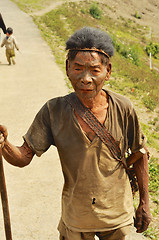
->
65, 93, 122, 161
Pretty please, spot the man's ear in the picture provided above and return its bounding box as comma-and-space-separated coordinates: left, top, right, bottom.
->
66, 59, 69, 77
105, 62, 112, 80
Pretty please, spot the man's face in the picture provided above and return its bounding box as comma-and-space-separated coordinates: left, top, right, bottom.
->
66, 51, 111, 102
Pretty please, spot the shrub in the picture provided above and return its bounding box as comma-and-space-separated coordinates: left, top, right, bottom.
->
112, 38, 139, 65
146, 42, 159, 59
134, 11, 141, 19
89, 3, 102, 19
129, 48, 140, 66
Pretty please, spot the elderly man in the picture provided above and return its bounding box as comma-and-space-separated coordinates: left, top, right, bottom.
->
0, 27, 151, 240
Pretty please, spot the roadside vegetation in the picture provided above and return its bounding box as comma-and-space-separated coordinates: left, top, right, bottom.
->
11, 0, 159, 239
11, 0, 57, 12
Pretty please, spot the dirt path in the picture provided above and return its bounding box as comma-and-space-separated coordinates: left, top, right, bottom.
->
0, 0, 67, 239
33, 0, 84, 16
0, 0, 147, 239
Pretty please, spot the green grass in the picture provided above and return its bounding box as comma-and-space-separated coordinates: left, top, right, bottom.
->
11, 0, 58, 12
32, 1, 159, 109
143, 156, 159, 240
141, 122, 159, 153
149, 157, 159, 194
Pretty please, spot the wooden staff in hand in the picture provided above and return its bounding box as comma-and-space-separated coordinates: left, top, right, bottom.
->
0, 133, 12, 240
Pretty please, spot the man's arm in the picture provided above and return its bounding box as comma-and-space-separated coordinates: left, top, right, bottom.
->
134, 149, 152, 233
13, 37, 19, 51
0, 125, 34, 167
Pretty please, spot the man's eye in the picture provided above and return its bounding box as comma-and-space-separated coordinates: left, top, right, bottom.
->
93, 69, 100, 73
75, 68, 81, 71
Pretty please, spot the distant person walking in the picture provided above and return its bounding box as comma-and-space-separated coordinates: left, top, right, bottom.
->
1, 27, 19, 65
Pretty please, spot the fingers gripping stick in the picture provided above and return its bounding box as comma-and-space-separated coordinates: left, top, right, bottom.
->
0, 125, 8, 148
0, 147, 12, 240
0, 132, 5, 148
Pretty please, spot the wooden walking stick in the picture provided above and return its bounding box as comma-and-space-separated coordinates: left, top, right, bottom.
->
0, 147, 12, 240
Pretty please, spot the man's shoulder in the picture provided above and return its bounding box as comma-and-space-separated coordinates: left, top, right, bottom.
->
104, 89, 135, 116
106, 89, 133, 107
47, 93, 71, 104
46, 93, 72, 111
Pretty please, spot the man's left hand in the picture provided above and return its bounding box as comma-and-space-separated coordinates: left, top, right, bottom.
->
134, 203, 152, 233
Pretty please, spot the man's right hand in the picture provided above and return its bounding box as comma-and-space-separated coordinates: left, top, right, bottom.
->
0, 125, 34, 167
0, 125, 8, 148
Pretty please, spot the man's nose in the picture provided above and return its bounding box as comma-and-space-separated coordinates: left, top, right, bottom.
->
81, 72, 92, 84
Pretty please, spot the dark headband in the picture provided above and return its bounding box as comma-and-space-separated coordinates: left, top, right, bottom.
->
67, 47, 110, 59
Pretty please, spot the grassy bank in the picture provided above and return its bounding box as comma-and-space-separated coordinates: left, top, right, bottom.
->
10, 0, 57, 11
11, 0, 159, 239
33, 1, 159, 108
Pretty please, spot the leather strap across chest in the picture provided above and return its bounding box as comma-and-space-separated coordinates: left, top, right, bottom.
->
65, 93, 122, 161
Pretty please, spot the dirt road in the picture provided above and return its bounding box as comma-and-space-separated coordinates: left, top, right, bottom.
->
0, 0, 67, 239
0, 0, 147, 239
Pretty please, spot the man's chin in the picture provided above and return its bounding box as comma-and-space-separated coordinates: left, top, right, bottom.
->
76, 92, 95, 101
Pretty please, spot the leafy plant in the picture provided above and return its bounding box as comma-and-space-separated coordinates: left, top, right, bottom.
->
134, 11, 141, 19
89, 2, 102, 19
146, 42, 159, 59
112, 38, 140, 65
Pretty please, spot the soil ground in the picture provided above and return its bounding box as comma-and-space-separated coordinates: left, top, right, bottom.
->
0, 0, 153, 239
33, 0, 159, 39
99, 0, 159, 38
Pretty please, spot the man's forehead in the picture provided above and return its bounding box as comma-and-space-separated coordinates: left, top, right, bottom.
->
72, 51, 102, 61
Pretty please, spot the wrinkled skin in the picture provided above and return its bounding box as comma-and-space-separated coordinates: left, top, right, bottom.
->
66, 51, 111, 107
66, 51, 111, 141
134, 154, 152, 233
134, 202, 151, 233
0, 124, 34, 167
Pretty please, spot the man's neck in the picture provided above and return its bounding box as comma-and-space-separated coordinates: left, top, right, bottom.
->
75, 89, 109, 132
80, 90, 108, 111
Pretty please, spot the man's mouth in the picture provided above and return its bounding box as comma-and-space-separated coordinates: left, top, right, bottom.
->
78, 88, 93, 91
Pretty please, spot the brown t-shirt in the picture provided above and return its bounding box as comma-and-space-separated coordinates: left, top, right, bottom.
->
24, 90, 146, 232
